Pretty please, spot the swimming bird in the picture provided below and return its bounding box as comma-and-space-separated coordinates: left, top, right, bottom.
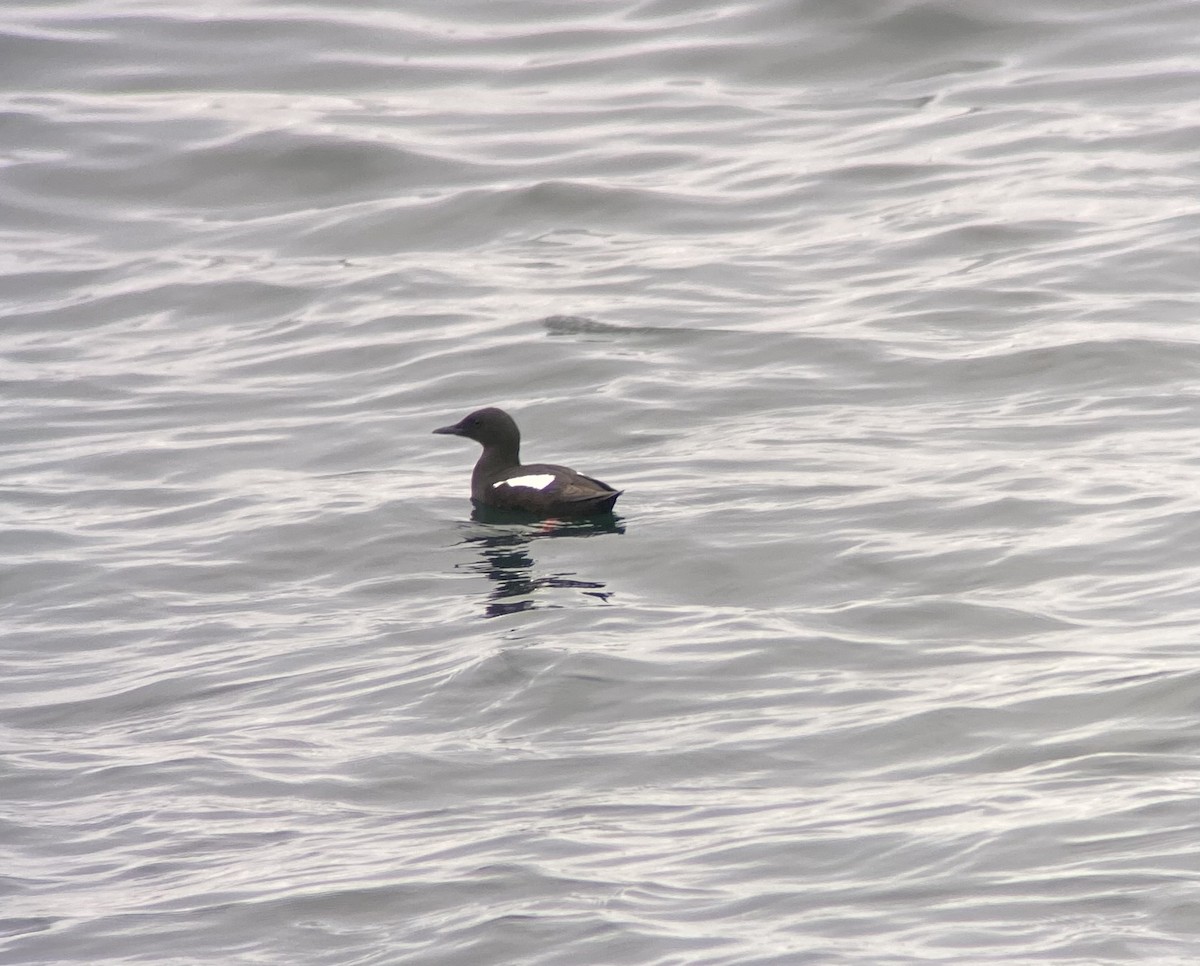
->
433, 407, 622, 516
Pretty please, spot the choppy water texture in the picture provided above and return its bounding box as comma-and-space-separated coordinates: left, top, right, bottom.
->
4, 0, 1200, 963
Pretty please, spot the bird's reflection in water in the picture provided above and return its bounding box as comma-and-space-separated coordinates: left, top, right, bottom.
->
457, 506, 625, 618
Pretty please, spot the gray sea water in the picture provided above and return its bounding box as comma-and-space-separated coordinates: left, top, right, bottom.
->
4, 1, 1200, 963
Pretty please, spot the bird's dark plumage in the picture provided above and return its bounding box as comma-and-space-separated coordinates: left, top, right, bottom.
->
433, 407, 622, 516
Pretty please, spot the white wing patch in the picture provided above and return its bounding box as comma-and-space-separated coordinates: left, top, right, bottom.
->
494, 474, 556, 491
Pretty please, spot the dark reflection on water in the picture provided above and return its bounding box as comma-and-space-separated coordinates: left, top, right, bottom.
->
457, 507, 624, 618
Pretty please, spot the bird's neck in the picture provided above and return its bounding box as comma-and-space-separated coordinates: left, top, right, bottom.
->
472, 442, 520, 487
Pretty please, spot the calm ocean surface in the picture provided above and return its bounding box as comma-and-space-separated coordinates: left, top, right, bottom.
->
4, 1, 1200, 963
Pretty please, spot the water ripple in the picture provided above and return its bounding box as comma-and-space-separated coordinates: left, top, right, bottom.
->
5, 0, 1200, 963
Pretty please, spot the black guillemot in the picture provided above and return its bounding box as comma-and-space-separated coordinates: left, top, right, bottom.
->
433, 407, 622, 516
